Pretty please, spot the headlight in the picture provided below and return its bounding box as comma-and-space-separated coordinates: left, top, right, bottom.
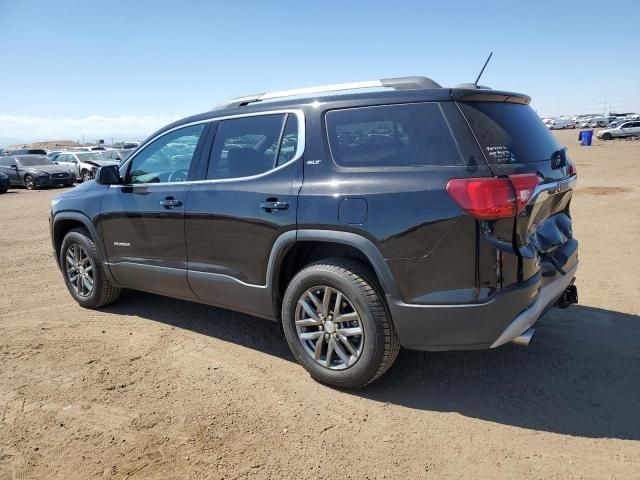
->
39, 173, 49, 177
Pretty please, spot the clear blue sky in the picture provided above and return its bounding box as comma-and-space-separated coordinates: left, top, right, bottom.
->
0, 0, 638, 143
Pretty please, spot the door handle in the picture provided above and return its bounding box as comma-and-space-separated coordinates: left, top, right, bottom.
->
260, 200, 289, 211
160, 198, 182, 208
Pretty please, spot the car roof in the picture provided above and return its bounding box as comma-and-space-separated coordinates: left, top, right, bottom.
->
145, 81, 529, 147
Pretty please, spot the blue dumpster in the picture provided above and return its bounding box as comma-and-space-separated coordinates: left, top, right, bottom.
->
579, 130, 594, 146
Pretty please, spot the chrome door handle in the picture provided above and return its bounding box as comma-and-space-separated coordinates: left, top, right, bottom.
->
260, 201, 289, 211
160, 198, 182, 208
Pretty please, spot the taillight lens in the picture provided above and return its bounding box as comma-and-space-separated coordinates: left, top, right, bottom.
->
568, 161, 577, 176
446, 174, 539, 220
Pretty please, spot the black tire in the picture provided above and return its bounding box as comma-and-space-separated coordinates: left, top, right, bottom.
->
281, 259, 400, 389
24, 174, 36, 190
0, 182, 7, 194
60, 228, 121, 308
81, 169, 93, 182
602, 132, 612, 140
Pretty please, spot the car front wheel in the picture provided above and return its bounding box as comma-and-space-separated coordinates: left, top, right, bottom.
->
24, 174, 36, 190
602, 132, 612, 140
282, 259, 400, 389
60, 228, 121, 308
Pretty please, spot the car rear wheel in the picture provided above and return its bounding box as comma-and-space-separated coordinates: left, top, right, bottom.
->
281, 259, 400, 389
81, 170, 93, 182
24, 174, 36, 190
602, 132, 612, 140
60, 228, 121, 308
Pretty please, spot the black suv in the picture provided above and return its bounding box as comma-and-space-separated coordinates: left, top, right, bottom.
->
50, 76, 578, 388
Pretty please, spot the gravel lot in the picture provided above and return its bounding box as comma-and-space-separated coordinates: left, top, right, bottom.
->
1, 130, 639, 479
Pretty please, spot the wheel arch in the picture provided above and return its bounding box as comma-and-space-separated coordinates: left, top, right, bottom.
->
270, 230, 398, 314
52, 212, 109, 274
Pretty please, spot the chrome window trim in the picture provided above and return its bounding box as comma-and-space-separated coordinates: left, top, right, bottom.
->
112, 109, 305, 188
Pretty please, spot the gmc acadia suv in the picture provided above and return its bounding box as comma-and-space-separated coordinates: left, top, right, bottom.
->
50, 76, 579, 388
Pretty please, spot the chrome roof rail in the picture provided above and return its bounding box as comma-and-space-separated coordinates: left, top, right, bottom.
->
213, 76, 442, 110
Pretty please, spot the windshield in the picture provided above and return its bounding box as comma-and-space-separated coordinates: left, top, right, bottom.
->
76, 152, 105, 161
17, 156, 53, 166
458, 102, 561, 164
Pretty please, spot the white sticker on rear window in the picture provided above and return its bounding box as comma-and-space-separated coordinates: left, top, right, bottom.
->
486, 145, 515, 162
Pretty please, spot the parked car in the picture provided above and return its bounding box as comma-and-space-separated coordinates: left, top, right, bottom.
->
577, 119, 592, 128
596, 120, 640, 140
50, 76, 579, 388
548, 119, 575, 129
49, 151, 119, 182
6, 148, 48, 156
0, 155, 74, 189
101, 149, 131, 163
0, 171, 9, 193
588, 117, 609, 128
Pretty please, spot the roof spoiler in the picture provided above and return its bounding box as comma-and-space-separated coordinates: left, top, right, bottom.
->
213, 76, 442, 110
451, 88, 531, 105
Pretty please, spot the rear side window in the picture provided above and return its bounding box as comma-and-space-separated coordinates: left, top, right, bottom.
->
326, 103, 462, 167
458, 102, 561, 164
207, 113, 299, 180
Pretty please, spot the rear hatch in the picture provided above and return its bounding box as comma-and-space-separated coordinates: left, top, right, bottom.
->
455, 94, 578, 284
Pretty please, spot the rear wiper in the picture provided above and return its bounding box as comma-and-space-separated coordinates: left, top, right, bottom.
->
550, 147, 568, 169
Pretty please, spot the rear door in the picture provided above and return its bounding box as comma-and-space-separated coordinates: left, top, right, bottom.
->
184, 111, 303, 317
457, 100, 578, 284
0, 157, 19, 184
622, 121, 640, 136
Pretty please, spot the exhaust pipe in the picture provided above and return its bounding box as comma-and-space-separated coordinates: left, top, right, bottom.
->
512, 328, 535, 347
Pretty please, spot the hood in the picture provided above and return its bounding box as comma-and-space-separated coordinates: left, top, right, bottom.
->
83, 160, 118, 168
24, 164, 71, 174
53, 177, 99, 199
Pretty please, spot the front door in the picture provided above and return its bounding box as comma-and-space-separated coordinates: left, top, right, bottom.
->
185, 112, 303, 317
99, 123, 209, 299
53, 153, 80, 177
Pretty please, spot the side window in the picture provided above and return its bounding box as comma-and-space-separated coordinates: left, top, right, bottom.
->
127, 124, 205, 184
276, 115, 299, 166
207, 114, 296, 180
326, 103, 462, 167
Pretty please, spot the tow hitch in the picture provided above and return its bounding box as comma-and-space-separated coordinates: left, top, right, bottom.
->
555, 284, 578, 309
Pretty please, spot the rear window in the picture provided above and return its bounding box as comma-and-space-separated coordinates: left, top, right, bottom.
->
326, 103, 462, 167
458, 102, 561, 164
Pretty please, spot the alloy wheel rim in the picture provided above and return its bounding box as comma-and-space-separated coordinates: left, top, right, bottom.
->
295, 286, 364, 370
65, 243, 94, 297
25, 177, 33, 189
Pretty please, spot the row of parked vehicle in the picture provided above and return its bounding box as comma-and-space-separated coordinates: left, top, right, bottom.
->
0, 146, 138, 192
543, 115, 640, 140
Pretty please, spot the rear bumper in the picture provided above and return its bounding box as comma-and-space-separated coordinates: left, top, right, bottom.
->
388, 262, 578, 351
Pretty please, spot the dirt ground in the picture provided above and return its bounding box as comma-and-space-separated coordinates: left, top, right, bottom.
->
1, 130, 639, 479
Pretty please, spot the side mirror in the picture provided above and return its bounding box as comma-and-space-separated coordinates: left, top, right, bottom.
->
54, 161, 59, 164
95, 165, 121, 185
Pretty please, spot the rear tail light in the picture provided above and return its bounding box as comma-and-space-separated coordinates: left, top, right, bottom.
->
568, 160, 577, 176
446, 174, 539, 220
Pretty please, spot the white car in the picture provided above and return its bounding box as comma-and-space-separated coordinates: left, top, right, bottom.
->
588, 117, 609, 128
548, 118, 575, 129
48, 151, 119, 182
596, 120, 640, 140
